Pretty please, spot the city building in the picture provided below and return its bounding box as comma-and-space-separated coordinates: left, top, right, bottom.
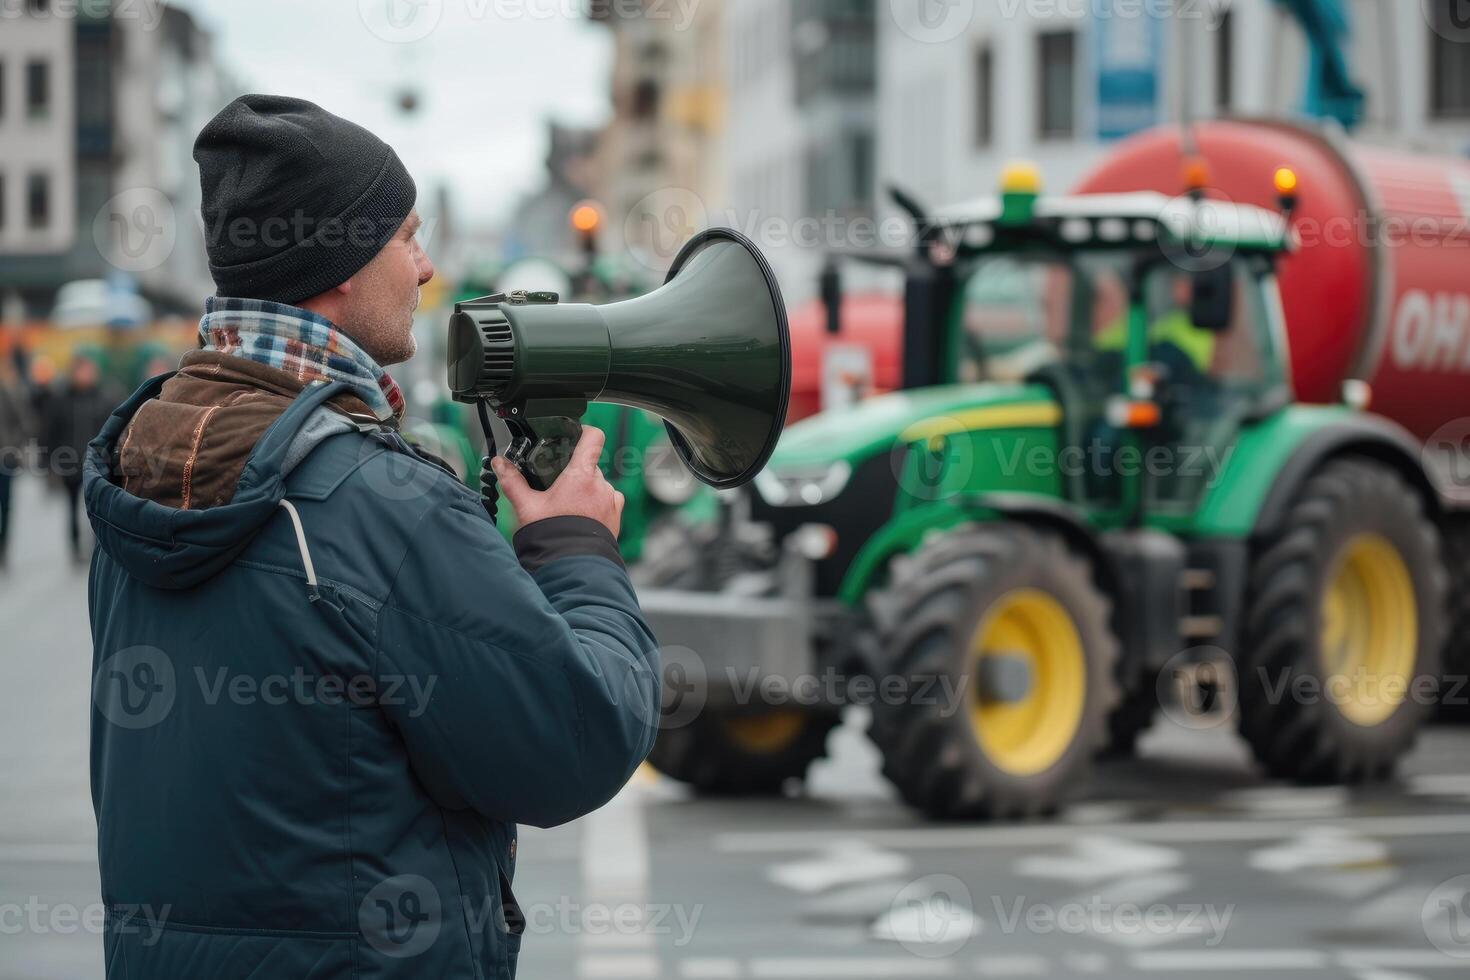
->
0, 0, 234, 319
0, 0, 86, 315
501, 121, 602, 271
589, 0, 728, 275
876, 0, 1470, 216
724, 0, 877, 301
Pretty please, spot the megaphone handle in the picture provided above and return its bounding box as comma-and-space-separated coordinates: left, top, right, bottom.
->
475, 400, 502, 522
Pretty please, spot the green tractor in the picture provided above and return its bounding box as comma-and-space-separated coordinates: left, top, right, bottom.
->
639, 167, 1451, 817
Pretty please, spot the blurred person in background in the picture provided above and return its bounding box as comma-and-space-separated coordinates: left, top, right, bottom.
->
0, 342, 35, 569
43, 352, 116, 563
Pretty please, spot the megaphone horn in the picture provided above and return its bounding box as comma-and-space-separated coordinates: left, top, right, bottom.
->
449, 228, 791, 491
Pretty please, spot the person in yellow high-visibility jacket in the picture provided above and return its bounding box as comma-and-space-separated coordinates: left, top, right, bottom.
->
1093, 274, 1216, 374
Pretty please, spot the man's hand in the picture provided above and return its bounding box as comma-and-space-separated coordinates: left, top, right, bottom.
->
490, 427, 624, 537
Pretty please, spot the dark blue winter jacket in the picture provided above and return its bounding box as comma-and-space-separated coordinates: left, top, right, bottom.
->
85, 376, 660, 979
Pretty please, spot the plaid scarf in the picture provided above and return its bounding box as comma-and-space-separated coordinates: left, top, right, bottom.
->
199, 297, 406, 423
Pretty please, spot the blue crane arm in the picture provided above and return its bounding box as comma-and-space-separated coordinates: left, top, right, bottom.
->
1272, 0, 1366, 130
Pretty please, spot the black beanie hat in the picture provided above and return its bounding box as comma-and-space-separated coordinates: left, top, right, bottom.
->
194, 95, 416, 305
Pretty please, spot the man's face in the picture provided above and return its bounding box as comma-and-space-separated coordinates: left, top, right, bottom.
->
340, 210, 434, 366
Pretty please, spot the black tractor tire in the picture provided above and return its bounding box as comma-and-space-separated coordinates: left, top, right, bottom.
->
1437, 516, 1470, 722
1238, 459, 1446, 782
866, 524, 1120, 820
646, 710, 841, 795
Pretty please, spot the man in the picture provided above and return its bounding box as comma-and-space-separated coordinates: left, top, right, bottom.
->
43, 351, 115, 563
85, 95, 660, 979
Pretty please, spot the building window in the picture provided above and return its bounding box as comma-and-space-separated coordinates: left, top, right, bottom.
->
1038, 31, 1076, 139
1431, 2, 1470, 118
27, 172, 48, 230
26, 60, 48, 120
1215, 8, 1234, 114
974, 44, 994, 147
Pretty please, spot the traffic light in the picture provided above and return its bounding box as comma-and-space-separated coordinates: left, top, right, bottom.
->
570, 200, 603, 261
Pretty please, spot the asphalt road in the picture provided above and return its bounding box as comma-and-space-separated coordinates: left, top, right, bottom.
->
3, 472, 1469, 979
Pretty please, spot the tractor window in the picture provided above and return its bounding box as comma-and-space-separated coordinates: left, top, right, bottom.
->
953, 253, 1131, 383
954, 257, 1067, 382
1141, 263, 1270, 390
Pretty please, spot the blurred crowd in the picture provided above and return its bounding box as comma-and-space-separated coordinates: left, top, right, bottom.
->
0, 326, 145, 569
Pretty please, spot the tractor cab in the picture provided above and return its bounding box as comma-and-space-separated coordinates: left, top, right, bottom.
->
918, 166, 1298, 528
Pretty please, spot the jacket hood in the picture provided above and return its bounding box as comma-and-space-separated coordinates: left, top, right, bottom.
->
85, 377, 354, 589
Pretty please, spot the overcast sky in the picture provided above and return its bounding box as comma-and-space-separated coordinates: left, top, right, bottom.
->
169, 0, 614, 230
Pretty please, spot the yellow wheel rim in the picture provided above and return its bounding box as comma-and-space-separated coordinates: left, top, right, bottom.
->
1320, 533, 1417, 727
722, 711, 808, 755
968, 589, 1087, 776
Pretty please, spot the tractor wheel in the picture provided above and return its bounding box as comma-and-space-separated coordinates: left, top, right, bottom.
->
1238, 459, 1446, 782
646, 710, 840, 795
867, 524, 1120, 820
1437, 516, 1470, 722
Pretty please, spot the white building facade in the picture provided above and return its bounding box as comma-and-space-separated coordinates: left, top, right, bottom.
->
877, 0, 1470, 218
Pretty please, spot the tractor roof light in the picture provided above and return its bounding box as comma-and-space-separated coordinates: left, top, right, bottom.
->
998, 162, 1042, 226
1182, 157, 1211, 199
1274, 167, 1300, 217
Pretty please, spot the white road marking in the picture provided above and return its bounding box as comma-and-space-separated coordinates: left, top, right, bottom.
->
716, 814, 1470, 854
1339, 948, 1470, 969
1132, 949, 1330, 971
870, 897, 983, 946
766, 839, 910, 894
748, 958, 955, 977
577, 953, 661, 979
680, 960, 743, 979
1407, 773, 1470, 800
1249, 827, 1389, 873
972, 955, 1048, 976
579, 783, 654, 977
1014, 835, 1181, 883
1222, 786, 1349, 817
583, 782, 651, 897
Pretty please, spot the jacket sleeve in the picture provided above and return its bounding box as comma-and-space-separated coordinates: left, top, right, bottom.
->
375, 490, 661, 828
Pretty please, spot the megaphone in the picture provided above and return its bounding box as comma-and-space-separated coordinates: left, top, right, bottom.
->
449, 228, 790, 491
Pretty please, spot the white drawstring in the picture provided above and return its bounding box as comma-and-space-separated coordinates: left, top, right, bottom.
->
278, 499, 320, 599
